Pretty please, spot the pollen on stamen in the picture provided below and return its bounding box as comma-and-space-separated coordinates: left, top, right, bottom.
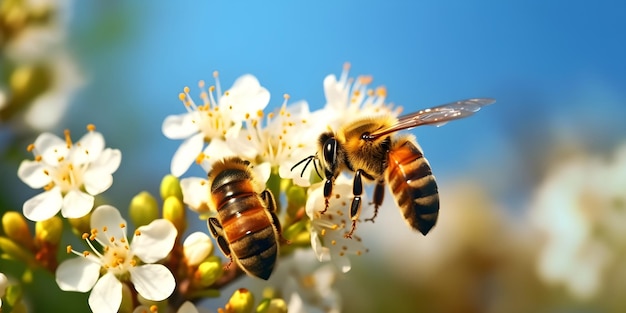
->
27, 144, 35, 152
35, 155, 42, 162
178, 93, 187, 102
358, 75, 373, 85
86, 124, 96, 132
120, 223, 126, 229
110, 237, 115, 243
81, 233, 89, 240
43, 182, 54, 191
376, 86, 387, 97
83, 251, 90, 257
103, 226, 108, 232
331, 240, 337, 245
150, 305, 158, 313
256, 109, 264, 118
135, 230, 141, 236
66, 245, 72, 253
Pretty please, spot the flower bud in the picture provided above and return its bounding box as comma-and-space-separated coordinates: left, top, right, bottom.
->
129, 191, 159, 228
163, 196, 186, 235
183, 232, 213, 266
160, 174, 183, 201
0, 237, 35, 266
226, 288, 254, 313
2, 212, 34, 250
195, 255, 223, 287
35, 216, 62, 246
256, 298, 287, 313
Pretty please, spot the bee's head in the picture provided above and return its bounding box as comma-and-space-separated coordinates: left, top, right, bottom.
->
318, 132, 340, 176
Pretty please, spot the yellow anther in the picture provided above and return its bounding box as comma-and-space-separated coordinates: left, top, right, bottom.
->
27, 143, 35, 152
90, 234, 96, 241
120, 238, 126, 243
64, 129, 72, 148
150, 305, 158, 313
256, 110, 264, 118
342, 245, 347, 250
195, 152, 206, 164
268, 112, 275, 119
320, 229, 326, 236
103, 226, 108, 232
339, 251, 345, 256
184, 86, 190, 94
110, 236, 115, 243
66, 245, 72, 253
43, 182, 54, 191
83, 251, 90, 257
376, 86, 387, 97
130, 259, 137, 266
358, 75, 373, 85
120, 223, 126, 229
209, 86, 215, 92
331, 239, 337, 245
35, 155, 42, 162
367, 89, 374, 97
82, 233, 89, 240
247, 135, 252, 141
178, 93, 186, 102
135, 230, 141, 236
86, 124, 96, 132
42, 170, 49, 177
213, 71, 219, 78
283, 93, 290, 100
199, 80, 205, 88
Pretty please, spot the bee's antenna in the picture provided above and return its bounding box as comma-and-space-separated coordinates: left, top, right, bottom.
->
312, 157, 323, 179
291, 155, 315, 177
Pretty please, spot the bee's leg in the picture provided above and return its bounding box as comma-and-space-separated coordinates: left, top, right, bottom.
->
261, 190, 290, 245
366, 179, 385, 223
346, 169, 363, 239
208, 218, 233, 269
321, 169, 334, 214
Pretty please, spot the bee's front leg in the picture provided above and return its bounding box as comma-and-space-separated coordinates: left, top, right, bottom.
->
346, 169, 363, 239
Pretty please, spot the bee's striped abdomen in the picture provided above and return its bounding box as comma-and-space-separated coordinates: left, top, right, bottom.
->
386, 139, 439, 235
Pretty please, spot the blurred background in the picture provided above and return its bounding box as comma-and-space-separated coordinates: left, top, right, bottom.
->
1, 0, 625, 312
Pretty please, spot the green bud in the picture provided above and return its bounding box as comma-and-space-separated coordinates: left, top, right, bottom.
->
163, 196, 186, 234
282, 218, 308, 242
35, 216, 62, 245
227, 288, 255, 313
0, 237, 35, 266
2, 212, 33, 250
160, 174, 183, 200
256, 298, 287, 313
195, 255, 223, 287
129, 191, 159, 228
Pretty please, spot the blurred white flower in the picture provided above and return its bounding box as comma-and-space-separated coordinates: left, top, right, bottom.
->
285, 263, 341, 313
531, 144, 626, 299
162, 73, 270, 177
0, 272, 7, 308
17, 125, 121, 221
55, 205, 177, 313
228, 95, 319, 186
305, 176, 367, 273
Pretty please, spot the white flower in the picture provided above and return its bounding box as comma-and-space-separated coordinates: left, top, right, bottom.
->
228, 95, 319, 186
286, 263, 341, 313
17, 125, 121, 221
0, 272, 8, 308
162, 73, 270, 177
531, 144, 626, 299
55, 205, 177, 313
305, 176, 367, 273
183, 232, 213, 266
320, 63, 398, 130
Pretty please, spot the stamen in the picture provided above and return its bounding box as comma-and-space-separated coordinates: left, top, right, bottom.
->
376, 86, 387, 97
27, 144, 34, 152
35, 155, 42, 162
135, 230, 141, 236
195, 152, 206, 164
66, 245, 72, 253
86, 124, 96, 132
64, 129, 72, 148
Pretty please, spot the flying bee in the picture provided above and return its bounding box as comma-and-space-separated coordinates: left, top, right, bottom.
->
206, 157, 283, 280
292, 98, 495, 238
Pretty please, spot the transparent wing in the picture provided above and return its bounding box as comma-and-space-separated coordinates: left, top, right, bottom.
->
364, 98, 495, 140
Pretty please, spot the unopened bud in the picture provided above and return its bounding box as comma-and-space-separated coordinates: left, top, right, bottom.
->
35, 216, 62, 245
195, 256, 223, 287
163, 196, 186, 234
160, 175, 183, 201
226, 288, 254, 313
0, 237, 35, 266
256, 298, 287, 313
2, 212, 34, 250
183, 232, 213, 266
129, 191, 159, 228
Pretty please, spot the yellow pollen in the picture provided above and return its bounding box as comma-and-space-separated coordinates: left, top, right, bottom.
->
64, 129, 72, 148
343, 62, 351, 71
339, 251, 345, 256
358, 75, 373, 85
251, 120, 258, 128
256, 110, 264, 118
43, 182, 54, 191
320, 229, 326, 236
82, 233, 89, 240
376, 86, 387, 97
120, 223, 126, 229
135, 230, 141, 236
213, 71, 219, 78
90, 234, 97, 241
86, 124, 96, 132
130, 259, 137, 266
103, 226, 108, 232
66, 245, 72, 253
247, 135, 252, 141
283, 93, 290, 100
268, 112, 275, 119
196, 152, 206, 164
331, 240, 337, 245
35, 155, 42, 162
116, 258, 124, 265
209, 85, 215, 92
27, 144, 35, 152
184, 86, 190, 94
83, 251, 90, 257
245, 113, 250, 119
109, 237, 115, 243
199, 80, 205, 88
150, 305, 158, 313
224, 91, 230, 96
178, 93, 186, 102
330, 224, 339, 230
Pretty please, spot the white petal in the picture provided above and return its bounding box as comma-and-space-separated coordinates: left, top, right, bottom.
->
332, 254, 352, 273
220, 74, 270, 121
17, 160, 51, 188
55, 256, 101, 292
180, 177, 211, 212
177, 301, 200, 313
310, 231, 331, 262
252, 162, 271, 187
129, 264, 176, 301
61, 190, 94, 218
183, 232, 212, 266
131, 219, 177, 263
171, 133, 205, 177
83, 169, 113, 195
90, 148, 122, 174
71, 131, 105, 164
199, 139, 236, 172
23, 188, 63, 221
36, 133, 69, 165
91, 205, 127, 242
88, 272, 122, 313
162, 113, 200, 139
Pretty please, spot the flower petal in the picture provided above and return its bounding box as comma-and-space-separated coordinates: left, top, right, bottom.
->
61, 190, 94, 218
34, 132, 67, 164
91, 205, 127, 242
162, 113, 199, 139
17, 160, 51, 188
129, 264, 175, 301
180, 177, 211, 213
90, 148, 122, 174
55, 256, 101, 292
183, 232, 213, 266
72, 130, 105, 164
199, 138, 236, 172
88, 272, 122, 313
220, 74, 270, 121
83, 169, 113, 195
23, 188, 63, 221
171, 132, 204, 177
131, 219, 177, 263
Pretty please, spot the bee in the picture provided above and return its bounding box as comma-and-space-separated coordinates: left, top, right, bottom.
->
206, 157, 282, 280
293, 98, 495, 238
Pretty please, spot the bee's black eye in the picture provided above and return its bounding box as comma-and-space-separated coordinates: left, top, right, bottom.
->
323, 138, 338, 167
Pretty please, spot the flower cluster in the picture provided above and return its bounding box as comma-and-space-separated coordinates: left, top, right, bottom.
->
5, 64, 398, 312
